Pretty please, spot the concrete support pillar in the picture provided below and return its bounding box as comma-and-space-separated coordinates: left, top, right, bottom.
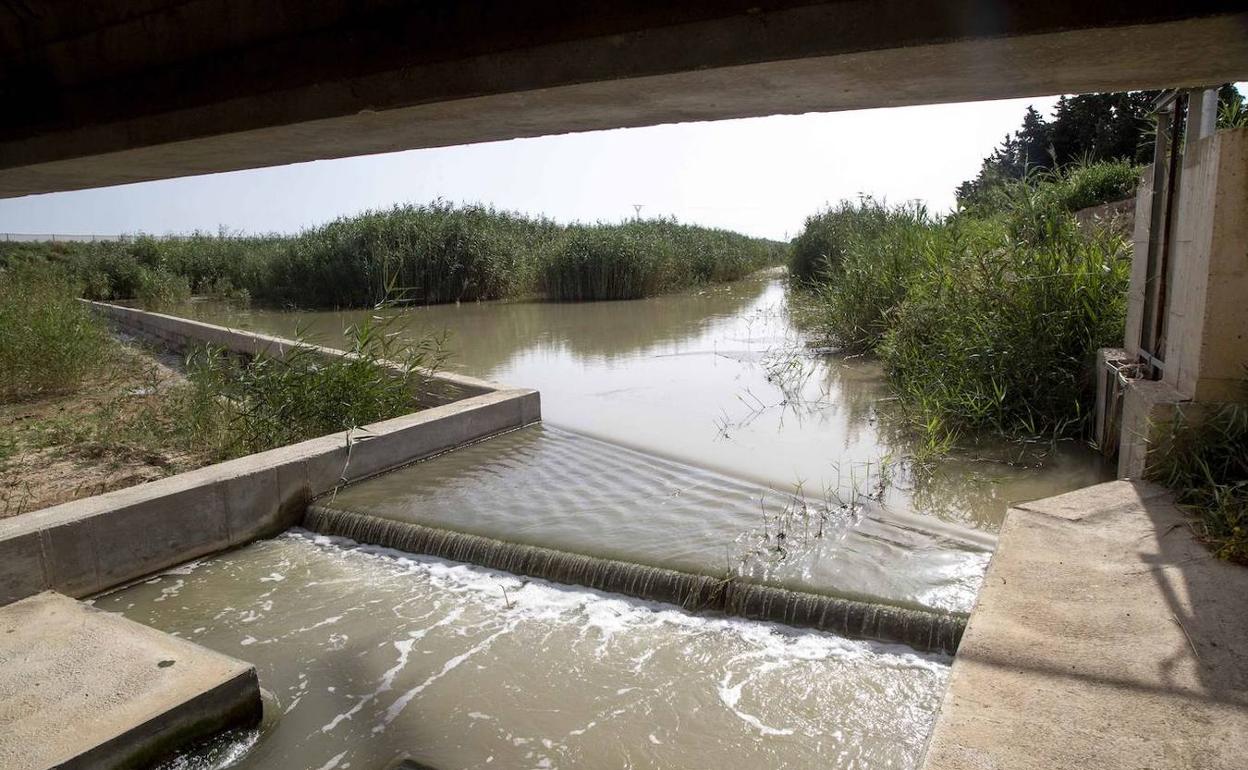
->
1112, 127, 1248, 478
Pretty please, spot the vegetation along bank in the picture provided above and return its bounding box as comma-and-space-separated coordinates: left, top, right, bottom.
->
0, 204, 786, 308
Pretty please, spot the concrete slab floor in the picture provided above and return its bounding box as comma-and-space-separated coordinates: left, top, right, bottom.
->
0, 591, 261, 770
922, 480, 1248, 770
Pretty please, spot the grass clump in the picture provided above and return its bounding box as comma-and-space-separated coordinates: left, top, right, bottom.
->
880, 212, 1129, 442
794, 162, 1134, 447
1148, 398, 1248, 564
789, 198, 903, 284
797, 201, 934, 352
0, 267, 112, 402
960, 160, 1140, 220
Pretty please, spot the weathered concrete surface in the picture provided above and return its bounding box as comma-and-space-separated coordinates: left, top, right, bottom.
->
1, 3, 1246, 197
0, 591, 261, 770
922, 480, 1248, 770
1160, 127, 1248, 404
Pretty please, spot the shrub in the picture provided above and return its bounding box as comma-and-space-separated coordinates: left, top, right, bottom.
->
793, 179, 1132, 445
1045, 160, 1140, 212
880, 212, 1130, 441
263, 203, 560, 307
801, 201, 933, 352
136, 267, 192, 309
1148, 398, 1248, 563
0, 266, 112, 402
0, 205, 782, 309
184, 314, 446, 456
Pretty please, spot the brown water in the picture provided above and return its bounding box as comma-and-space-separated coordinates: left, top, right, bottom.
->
315, 424, 990, 615
172, 271, 1108, 532
119, 272, 1109, 768
99, 533, 950, 770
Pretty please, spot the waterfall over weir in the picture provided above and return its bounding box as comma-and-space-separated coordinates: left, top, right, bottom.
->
304, 504, 966, 655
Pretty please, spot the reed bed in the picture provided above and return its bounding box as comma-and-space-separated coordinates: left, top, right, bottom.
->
792, 162, 1135, 447
540, 219, 783, 301
0, 204, 784, 308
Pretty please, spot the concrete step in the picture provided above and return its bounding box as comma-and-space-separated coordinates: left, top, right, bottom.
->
0, 591, 261, 770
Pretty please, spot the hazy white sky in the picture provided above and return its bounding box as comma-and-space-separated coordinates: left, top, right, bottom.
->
1, 95, 1071, 241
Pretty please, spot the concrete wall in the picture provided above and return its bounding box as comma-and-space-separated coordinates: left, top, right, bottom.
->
921, 480, 1248, 770
0, 306, 541, 606
1165, 128, 1248, 402
1111, 127, 1248, 477
88, 300, 496, 406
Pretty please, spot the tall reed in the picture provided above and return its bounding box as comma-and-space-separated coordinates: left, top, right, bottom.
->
792, 163, 1135, 445
0, 266, 112, 402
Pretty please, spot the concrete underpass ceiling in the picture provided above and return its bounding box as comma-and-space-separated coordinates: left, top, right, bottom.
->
1, 1, 1247, 197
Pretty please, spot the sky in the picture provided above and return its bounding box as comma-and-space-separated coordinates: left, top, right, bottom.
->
0, 94, 1104, 242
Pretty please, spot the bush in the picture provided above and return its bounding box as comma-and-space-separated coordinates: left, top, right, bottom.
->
0, 267, 112, 402
880, 212, 1130, 441
793, 178, 1132, 445
1045, 160, 1140, 212
184, 314, 446, 456
960, 160, 1141, 221
1148, 398, 1248, 563
800, 201, 933, 352
0, 205, 783, 309
264, 203, 559, 307
136, 267, 192, 309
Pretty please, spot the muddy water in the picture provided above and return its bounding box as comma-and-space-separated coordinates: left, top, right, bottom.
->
133, 272, 1110, 768
175, 271, 1108, 532
99, 533, 949, 770
316, 424, 989, 614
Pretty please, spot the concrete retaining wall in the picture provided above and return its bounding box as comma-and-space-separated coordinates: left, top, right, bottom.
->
0, 305, 540, 606
87, 300, 497, 406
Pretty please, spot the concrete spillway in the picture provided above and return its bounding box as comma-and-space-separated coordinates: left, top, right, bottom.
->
304, 504, 966, 655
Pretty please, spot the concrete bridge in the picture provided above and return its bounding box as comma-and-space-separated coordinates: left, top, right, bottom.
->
1, 3, 1247, 769
1, 2, 1246, 197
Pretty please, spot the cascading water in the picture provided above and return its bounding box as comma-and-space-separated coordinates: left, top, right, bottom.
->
304, 504, 965, 654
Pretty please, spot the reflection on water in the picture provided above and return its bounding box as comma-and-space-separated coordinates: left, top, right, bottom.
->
103, 533, 950, 770
173, 271, 1109, 531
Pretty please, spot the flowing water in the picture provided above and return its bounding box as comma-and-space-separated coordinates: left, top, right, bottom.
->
98, 532, 950, 770
169, 271, 1108, 532
114, 271, 1109, 768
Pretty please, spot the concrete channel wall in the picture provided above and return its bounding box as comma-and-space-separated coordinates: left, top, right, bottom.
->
0, 303, 540, 606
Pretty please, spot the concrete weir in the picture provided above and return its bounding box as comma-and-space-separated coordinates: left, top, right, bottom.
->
0, 304, 540, 607
0, 305, 540, 767
0, 592, 261, 770
305, 504, 967, 655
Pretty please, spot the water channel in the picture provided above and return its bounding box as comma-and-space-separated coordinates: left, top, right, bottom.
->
103, 271, 1109, 768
